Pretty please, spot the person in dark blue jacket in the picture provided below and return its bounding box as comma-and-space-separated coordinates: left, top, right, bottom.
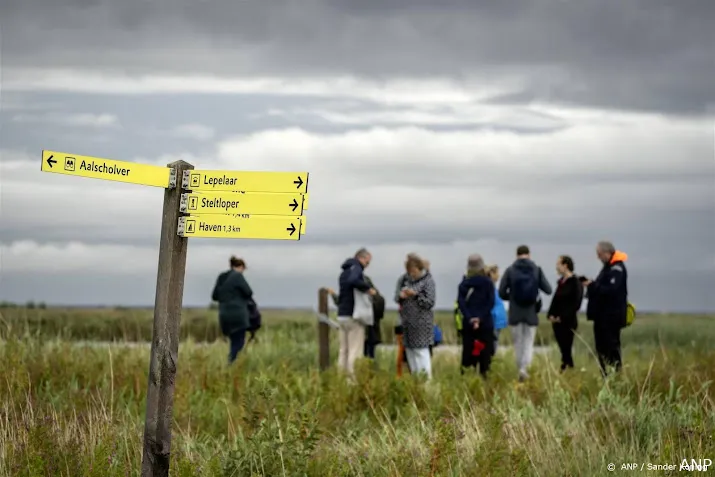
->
457, 254, 496, 378
583, 241, 629, 376
336, 248, 376, 376
211, 256, 254, 364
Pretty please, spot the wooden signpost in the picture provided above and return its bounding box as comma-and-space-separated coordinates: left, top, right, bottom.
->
317, 288, 330, 371
40, 150, 310, 477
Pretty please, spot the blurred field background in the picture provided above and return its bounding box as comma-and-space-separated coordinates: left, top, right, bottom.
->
1, 305, 713, 476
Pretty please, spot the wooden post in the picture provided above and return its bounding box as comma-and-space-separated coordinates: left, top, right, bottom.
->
318, 287, 330, 371
141, 160, 194, 477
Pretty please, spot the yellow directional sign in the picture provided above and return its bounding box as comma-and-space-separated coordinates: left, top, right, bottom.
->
41, 150, 174, 188
184, 170, 309, 193
178, 214, 302, 240
181, 191, 305, 215
222, 214, 307, 234
209, 191, 310, 210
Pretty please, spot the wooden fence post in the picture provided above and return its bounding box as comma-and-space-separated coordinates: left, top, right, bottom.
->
141, 159, 194, 477
318, 287, 330, 371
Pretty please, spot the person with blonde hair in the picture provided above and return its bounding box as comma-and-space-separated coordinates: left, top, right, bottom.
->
486, 265, 508, 354
398, 255, 436, 379
456, 254, 495, 378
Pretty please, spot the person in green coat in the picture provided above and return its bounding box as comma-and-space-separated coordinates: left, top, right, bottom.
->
211, 256, 253, 364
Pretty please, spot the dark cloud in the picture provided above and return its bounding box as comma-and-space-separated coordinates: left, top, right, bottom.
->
2, 0, 714, 115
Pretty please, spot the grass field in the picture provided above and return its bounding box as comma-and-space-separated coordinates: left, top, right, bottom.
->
1, 307, 714, 476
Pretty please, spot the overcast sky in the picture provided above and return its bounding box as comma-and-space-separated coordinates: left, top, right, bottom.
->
1, 0, 714, 312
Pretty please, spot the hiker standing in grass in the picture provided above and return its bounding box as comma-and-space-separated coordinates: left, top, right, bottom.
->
362, 276, 386, 359
399, 255, 437, 379
547, 255, 584, 372
499, 245, 553, 382
457, 255, 496, 378
485, 265, 507, 354
336, 248, 376, 377
327, 273, 385, 360
394, 253, 419, 375
211, 256, 254, 364
582, 241, 629, 376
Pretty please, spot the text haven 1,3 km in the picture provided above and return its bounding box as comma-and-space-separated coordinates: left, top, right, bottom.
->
41, 150, 173, 188
177, 214, 302, 240
185, 170, 309, 193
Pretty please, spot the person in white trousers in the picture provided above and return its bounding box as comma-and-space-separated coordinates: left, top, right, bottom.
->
499, 245, 553, 382
398, 255, 437, 379
335, 248, 376, 378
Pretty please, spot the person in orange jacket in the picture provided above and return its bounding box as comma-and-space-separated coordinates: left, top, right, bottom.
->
581, 241, 629, 376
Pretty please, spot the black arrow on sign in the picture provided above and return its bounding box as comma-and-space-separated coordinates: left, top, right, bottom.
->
46, 155, 57, 168
293, 176, 304, 189
286, 223, 296, 236
289, 198, 299, 212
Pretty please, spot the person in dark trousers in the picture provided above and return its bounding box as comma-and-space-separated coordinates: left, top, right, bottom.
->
211, 256, 253, 364
328, 274, 385, 360
499, 245, 553, 382
457, 254, 496, 378
547, 255, 584, 372
362, 276, 385, 359
583, 241, 629, 376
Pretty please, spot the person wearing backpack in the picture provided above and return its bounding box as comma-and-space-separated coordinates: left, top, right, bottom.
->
581, 241, 629, 376
499, 245, 553, 382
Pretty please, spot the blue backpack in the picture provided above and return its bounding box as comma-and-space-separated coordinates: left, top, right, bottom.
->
511, 265, 540, 307
433, 324, 443, 346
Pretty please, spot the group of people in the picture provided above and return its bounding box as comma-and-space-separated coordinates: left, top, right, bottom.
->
332, 241, 630, 381
209, 241, 630, 381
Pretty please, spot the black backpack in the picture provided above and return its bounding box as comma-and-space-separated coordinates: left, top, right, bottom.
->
247, 298, 262, 332
372, 293, 386, 321
511, 265, 540, 307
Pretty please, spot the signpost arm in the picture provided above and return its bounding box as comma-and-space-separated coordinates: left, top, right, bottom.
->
318, 288, 330, 371
141, 160, 194, 477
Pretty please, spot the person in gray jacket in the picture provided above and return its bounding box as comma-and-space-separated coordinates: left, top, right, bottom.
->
499, 245, 553, 382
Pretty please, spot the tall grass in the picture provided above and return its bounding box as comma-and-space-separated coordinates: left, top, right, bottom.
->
2, 307, 714, 348
1, 310, 714, 476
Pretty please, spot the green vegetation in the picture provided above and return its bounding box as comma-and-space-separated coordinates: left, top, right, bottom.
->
0, 308, 713, 476
2, 306, 714, 349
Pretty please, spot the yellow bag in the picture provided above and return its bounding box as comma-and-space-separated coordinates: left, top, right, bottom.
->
453, 300, 463, 336
625, 302, 636, 327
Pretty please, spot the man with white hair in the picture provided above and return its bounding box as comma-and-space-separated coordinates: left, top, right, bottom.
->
336, 247, 376, 377
582, 240, 629, 376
